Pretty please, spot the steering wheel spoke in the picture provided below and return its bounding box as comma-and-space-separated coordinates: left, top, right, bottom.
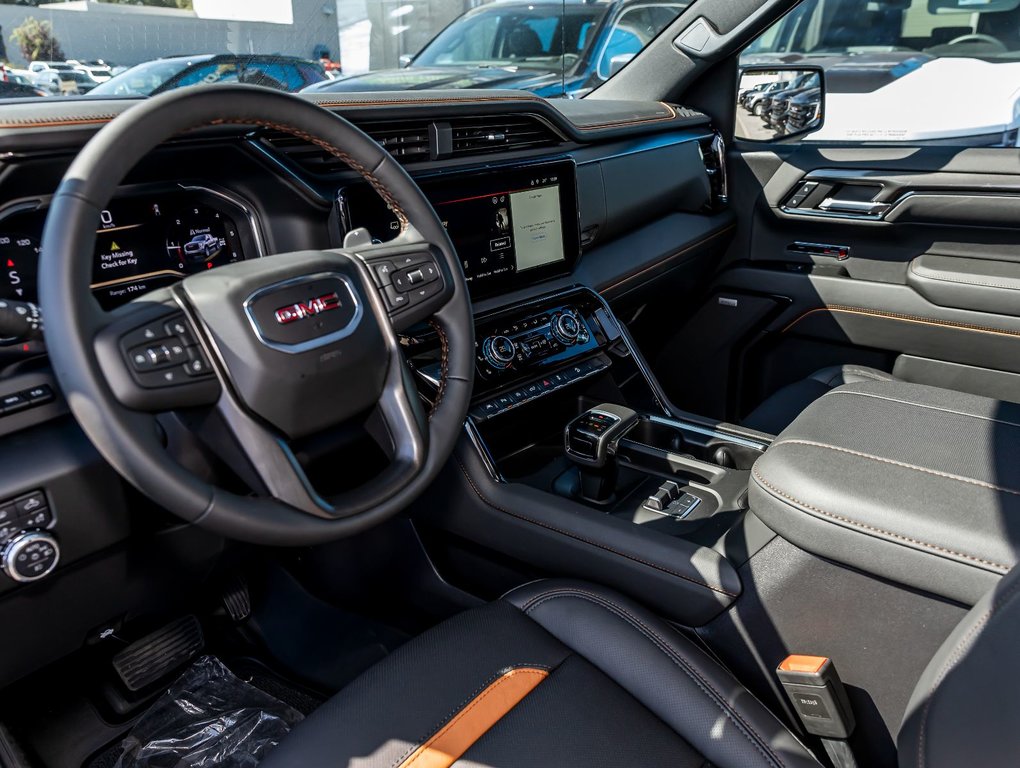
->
93, 291, 221, 412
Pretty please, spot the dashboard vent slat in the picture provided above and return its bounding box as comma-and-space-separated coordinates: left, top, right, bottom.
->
448, 116, 560, 157
258, 114, 562, 174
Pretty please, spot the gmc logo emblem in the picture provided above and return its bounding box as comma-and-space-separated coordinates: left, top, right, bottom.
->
274, 292, 342, 325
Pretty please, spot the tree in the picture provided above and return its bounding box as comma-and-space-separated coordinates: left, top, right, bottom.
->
10, 17, 64, 62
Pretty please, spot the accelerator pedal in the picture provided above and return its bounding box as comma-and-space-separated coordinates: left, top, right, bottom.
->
221, 575, 252, 623
112, 615, 204, 692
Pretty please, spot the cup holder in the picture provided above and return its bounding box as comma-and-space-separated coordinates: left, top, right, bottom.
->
615, 416, 764, 478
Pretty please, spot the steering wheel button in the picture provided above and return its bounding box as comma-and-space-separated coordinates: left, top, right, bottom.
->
184, 353, 212, 377
383, 285, 409, 311
164, 317, 196, 345
370, 261, 395, 286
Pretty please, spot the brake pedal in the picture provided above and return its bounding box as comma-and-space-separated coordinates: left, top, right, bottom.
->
221, 575, 252, 622
112, 615, 204, 692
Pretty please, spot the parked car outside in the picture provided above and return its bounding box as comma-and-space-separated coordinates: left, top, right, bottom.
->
766, 74, 820, 131
27, 61, 79, 95
68, 60, 113, 83
783, 86, 822, 134
744, 80, 786, 115
91, 54, 327, 97
0, 81, 48, 99
304, 0, 686, 98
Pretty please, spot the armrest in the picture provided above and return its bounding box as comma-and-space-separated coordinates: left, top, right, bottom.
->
908, 253, 1020, 315
749, 380, 1020, 604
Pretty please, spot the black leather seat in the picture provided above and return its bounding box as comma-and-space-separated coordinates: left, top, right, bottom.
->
262, 579, 822, 768
742, 365, 897, 435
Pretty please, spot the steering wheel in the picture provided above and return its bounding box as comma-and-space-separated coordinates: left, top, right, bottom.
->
39, 85, 474, 545
946, 33, 1008, 52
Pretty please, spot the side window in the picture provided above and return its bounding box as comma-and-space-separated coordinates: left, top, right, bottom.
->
738, 0, 1020, 145
596, 5, 683, 80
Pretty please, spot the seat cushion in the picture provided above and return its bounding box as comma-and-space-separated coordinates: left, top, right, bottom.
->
743, 365, 897, 435
262, 580, 821, 768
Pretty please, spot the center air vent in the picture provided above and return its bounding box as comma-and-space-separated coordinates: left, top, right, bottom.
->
259, 120, 431, 175
258, 114, 562, 174
448, 116, 560, 156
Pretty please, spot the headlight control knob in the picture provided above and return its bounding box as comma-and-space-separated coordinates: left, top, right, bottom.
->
2, 531, 60, 583
482, 335, 517, 369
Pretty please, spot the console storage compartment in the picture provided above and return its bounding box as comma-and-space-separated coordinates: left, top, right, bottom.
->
749, 379, 1020, 604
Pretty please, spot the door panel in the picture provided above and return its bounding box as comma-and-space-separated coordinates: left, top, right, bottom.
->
655, 142, 1020, 422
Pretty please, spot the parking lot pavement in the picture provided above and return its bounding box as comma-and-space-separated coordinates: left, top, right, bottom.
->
735, 108, 779, 141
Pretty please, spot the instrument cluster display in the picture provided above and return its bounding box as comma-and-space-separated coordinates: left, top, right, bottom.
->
0, 187, 256, 314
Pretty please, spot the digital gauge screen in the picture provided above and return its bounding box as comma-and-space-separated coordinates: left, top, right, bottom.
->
90, 195, 246, 310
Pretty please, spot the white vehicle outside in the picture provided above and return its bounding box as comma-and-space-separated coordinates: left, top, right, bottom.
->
742, 0, 1020, 146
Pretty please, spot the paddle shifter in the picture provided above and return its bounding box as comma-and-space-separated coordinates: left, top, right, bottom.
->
564, 403, 638, 503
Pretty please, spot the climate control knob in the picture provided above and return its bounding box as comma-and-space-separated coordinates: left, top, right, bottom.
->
482, 335, 517, 370
2, 531, 59, 583
552, 311, 582, 345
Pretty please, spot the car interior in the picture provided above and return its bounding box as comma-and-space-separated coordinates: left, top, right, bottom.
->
0, 1, 1019, 767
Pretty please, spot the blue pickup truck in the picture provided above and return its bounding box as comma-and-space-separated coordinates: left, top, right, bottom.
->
305, 0, 685, 98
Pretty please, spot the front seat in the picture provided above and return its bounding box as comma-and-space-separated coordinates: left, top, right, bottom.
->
743, 364, 897, 435
262, 579, 821, 767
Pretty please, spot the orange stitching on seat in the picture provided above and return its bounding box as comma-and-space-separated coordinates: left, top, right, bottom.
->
519, 587, 787, 768
775, 438, 1020, 499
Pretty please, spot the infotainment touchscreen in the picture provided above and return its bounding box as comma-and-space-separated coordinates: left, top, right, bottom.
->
340, 160, 579, 298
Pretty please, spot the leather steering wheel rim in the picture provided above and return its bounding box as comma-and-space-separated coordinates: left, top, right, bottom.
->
39, 85, 474, 545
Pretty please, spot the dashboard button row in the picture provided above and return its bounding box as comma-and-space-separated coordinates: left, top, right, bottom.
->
0, 489, 54, 546
470, 355, 610, 421
0, 384, 53, 417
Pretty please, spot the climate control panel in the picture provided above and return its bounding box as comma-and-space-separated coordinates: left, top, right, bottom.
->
476, 305, 596, 380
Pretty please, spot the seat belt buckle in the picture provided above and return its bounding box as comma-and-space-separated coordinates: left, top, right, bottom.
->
776, 655, 856, 740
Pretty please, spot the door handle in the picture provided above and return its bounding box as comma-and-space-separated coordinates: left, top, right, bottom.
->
816, 198, 891, 217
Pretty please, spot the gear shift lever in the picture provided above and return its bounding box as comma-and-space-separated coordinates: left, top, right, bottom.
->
564, 403, 637, 503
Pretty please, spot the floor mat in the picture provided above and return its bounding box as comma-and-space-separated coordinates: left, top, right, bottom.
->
87, 656, 311, 768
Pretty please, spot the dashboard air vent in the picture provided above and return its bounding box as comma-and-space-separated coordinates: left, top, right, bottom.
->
258, 115, 562, 173
448, 116, 559, 157
359, 121, 432, 163
259, 120, 431, 174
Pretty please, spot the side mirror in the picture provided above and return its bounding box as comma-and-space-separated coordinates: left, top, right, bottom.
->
398, 54, 413, 68
608, 53, 635, 78
735, 66, 824, 142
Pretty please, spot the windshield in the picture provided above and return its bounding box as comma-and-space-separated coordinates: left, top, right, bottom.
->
413, 6, 604, 69
90, 58, 206, 97
0, 0, 685, 101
